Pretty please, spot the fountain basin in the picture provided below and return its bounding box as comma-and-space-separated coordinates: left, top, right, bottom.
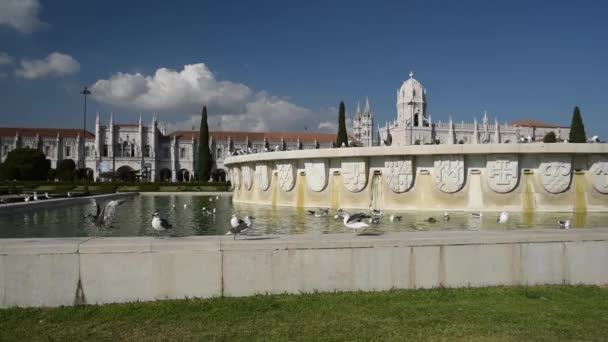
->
224, 143, 608, 212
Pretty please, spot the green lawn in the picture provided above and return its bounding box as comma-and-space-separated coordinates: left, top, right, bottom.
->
1, 286, 607, 341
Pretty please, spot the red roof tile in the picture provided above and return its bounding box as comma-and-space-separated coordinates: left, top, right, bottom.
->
0, 127, 94, 139
510, 120, 560, 128
169, 130, 346, 143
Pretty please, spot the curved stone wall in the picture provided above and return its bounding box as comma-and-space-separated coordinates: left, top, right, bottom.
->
224, 144, 608, 212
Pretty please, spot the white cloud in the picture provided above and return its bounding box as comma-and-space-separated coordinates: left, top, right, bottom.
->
15, 52, 80, 79
0, 0, 47, 33
92, 63, 344, 132
0, 52, 13, 65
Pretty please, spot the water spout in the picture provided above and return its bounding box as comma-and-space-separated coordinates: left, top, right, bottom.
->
370, 172, 383, 210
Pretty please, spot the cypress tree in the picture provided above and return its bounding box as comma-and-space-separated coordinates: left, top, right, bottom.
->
198, 106, 211, 181
336, 101, 348, 147
569, 106, 587, 143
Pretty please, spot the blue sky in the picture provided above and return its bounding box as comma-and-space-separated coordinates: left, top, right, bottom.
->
0, 0, 607, 136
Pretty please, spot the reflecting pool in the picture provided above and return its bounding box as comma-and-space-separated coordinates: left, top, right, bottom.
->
0, 194, 606, 238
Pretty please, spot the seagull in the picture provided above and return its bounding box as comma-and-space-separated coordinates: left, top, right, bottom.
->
341, 213, 371, 231
152, 211, 173, 236
33, 192, 38, 201
215, 195, 219, 200
67, 192, 72, 197
425, 217, 437, 223
558, 220, 571, 229
369, 217, 381, 224
23, 194, 31, 202
172, 204, 176, 210
213, 208, 216, 215
471, 213, 483, 218
227, 214, 248, 239
243, 215, 255, 232
86, 198, 128, 236
308, 208, 329, 217
444, 211, 450, 220
44, 192, 52, 199
372, 209, 383, 216
183, 203, 188, 209
209, 197, 213, 202
390, 214, 402, 222
497, 211, 509, 224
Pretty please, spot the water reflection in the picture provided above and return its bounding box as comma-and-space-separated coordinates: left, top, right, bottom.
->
0, 194, 606, 238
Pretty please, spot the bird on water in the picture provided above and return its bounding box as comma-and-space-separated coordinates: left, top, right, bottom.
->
227, 214, 255, 239
340, 213, 371, 232
497, 212, 509, 224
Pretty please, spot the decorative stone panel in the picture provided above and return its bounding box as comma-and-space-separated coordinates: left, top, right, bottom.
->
341, 158, 367, 193
384, 156, 414, 193
589, 155, 608, 194
231, 167, 241, 190
304, 159, 328, 192
277, 161, 296, 192
242, 164, 254, 191
434, 155, 465, 193
255, 162, 271, 191
539, 155, 571, 194
486, 154, 519, 193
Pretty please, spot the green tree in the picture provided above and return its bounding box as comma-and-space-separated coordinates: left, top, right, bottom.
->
336, 101, 348, 147
0, 148, 50, 181
56, 159, 76, 181
569, 106, 587, 143
197, 105, 211, 181
543, 131, 557, 143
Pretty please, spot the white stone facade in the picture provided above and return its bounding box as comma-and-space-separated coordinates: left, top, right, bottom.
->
371, 71, 570, 146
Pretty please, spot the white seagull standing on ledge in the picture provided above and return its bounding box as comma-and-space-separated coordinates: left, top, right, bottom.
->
152, 211, 173, 236
341, 213, 371, 231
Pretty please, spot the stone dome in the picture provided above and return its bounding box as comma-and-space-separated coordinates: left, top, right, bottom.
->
397, 71, 426, 104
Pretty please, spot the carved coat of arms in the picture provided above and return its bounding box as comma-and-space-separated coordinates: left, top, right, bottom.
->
255, 162, 271, 191
486, 155, 519, 193
384, 157, 413, 193
342, 158, 367, 193
242, 164, 254, 191
434, 155, 465, 193
231, 167, 241, 190
539, 155, 571, 194
277, 161, 296, 192
589, 155, 608, 194
304, 159, 328, 192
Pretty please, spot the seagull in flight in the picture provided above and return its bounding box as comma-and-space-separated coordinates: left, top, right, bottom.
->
86, 198, 128, 236
152, 211, 173, 236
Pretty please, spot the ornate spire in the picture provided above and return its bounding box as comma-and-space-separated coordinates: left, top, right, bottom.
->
447, 116, 455, 145
95, 112, 100, 124
482, 111, 488, 126
494, 118, 500, 144
139, 113, 142, 126
109, 112, 114, 127
364, 96, 370, 113
409, 70, 414, 78
472, 117, 479, 144
356, 100, 361, 114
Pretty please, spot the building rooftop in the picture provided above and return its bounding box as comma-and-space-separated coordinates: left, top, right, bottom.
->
510, 120, 562, 128
169, 130, 343, 143
0, 127, 95, 139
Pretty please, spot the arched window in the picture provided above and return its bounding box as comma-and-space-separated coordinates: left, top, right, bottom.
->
216, 148, 222, 159
44, 145, 50, 157
143, 145, 150, 157
180, 147, 186, 159
65, 145, 71, 157
122, 141, 129, 157
130, 144, 135, 157
102, 144, 108, 157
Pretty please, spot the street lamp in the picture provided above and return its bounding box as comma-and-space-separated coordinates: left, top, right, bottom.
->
81, 86, 91, 184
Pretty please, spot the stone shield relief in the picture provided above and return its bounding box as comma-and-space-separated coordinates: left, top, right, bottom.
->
277, 161, 296, 192
384, 157, 414, 193
539, 155, 571, 194
231, 167, 241, 190
486, 155, 519, 193
255, 162, 271, 191
342, 158, 367, 193
304, 159, 328, 192
242, 164, 254, 191
434, 155, 465, 193
589, 155, 608, 194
